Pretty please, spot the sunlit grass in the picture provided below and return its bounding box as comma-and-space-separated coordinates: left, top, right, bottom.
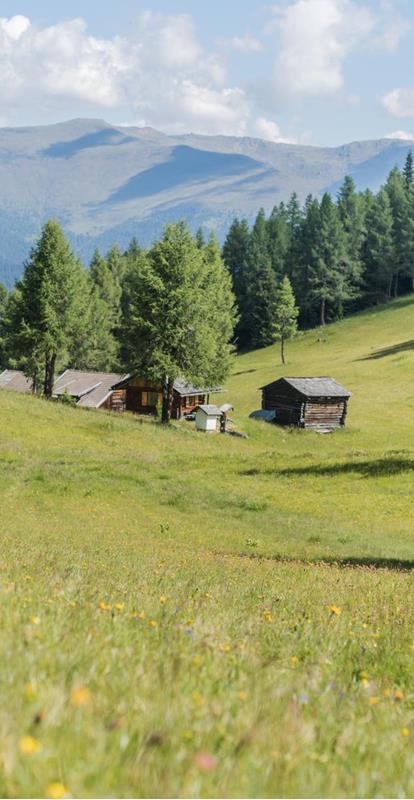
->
1, 295, 414, 797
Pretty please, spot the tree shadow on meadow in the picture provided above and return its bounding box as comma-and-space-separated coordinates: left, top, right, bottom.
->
239, 551, 414, 573
240, 457, 414, 478
358, 339, 414, 360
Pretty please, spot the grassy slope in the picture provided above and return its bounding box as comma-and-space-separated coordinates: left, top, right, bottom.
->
1, 296, 414, 798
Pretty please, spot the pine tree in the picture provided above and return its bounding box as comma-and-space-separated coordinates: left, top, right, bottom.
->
274, 276, 299, 364
120, 223, 236, 423
6, 220, 90, 396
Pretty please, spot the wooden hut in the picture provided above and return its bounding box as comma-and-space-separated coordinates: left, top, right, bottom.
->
0, 369, 33, 393
53, 370, 127, 410
260, 377, 351, 431
111, 375, 222, 419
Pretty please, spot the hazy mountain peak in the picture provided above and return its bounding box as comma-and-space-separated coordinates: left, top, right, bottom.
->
0, 119, 411, 287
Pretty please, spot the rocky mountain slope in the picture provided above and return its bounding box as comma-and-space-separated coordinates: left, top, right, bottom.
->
0, 118, 411, 285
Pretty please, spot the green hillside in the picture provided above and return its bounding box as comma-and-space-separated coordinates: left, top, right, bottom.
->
1, 296, 414, 798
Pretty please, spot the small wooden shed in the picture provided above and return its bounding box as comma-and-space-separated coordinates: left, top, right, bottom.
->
260, 377, 351, 431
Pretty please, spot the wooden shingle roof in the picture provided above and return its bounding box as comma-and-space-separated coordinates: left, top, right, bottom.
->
260, 377, 351, 398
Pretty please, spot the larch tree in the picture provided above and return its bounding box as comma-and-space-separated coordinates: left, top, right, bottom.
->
274, 276, 299, 365
120, 223, 236, 423
8, 220, 90, 397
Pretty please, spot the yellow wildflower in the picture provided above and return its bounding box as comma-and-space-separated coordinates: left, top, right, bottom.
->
402, 727, 410, 737
131, 611, 145, 619
47, 782, 68, 799
115, 603, 124, 610
19, 735, 40, 754
328, 605, 341, 616
23, 682, 35, 700
369, 696, 379, 705
159, 595, 166, 604
99, 601, 111, 612
291, 656, 299, 667
238, 690, 247, 701
395, 690, 404, 701
30, 616, 40, 626
70, 686, 91, 707
149, 619, 157, 627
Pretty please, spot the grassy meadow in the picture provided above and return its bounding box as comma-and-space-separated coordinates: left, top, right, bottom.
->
1, 295, 414, 797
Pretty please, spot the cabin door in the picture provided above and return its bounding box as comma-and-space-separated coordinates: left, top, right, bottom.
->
125, 387, 140, 412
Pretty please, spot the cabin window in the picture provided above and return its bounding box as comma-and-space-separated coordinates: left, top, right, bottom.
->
141, 391, 158, 406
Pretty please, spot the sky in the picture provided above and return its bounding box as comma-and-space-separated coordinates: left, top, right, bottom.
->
0, 0, 413, 146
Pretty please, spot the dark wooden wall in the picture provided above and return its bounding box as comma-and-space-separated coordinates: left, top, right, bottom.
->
262, 386, 348, 429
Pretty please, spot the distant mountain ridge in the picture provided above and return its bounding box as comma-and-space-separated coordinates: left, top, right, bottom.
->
0, 118, 412, 286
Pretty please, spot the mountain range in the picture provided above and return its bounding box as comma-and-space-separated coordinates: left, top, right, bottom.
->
0, 117, 412, 287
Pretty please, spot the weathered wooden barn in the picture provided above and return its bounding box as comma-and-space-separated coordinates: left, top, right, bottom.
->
0, 369, 33, 393
111, 375, 221, 419
53, 370, 127, 410
260, 377, 351, 431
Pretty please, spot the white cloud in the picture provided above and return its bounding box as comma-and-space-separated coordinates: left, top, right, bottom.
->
385, 130, 414, 141
382, 88, 414, 118
253, 116, 297, 143
223, 34, 262, 52
268, 0, 410, 99
269, 0, 375, 97
0, 12, 298, 142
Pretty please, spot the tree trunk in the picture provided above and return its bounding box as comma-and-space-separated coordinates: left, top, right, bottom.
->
393, 272, 399, 298
320, 298, 326, 326
44, 353, 56, 399
161, 375, 174, 424
281, 336, 285, 365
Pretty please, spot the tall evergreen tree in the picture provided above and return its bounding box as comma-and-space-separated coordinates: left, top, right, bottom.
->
244, 209, 278, 348
337, 176, 366, 306
363, 189, 395, 302
120, 223, 236, 423
222, 217, 251, 346
403, 150, 413, 189
308, 194, 357, 325
266, 204, 290, 282
274, 276, 299, 364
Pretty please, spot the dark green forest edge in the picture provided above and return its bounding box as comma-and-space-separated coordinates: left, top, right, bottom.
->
0, 155, 413, 419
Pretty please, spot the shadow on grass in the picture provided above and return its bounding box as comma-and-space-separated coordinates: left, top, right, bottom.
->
358, 339, 414, 360
240, 458, 414, 478
232, 551, 414, 573
232, 368, 258, 377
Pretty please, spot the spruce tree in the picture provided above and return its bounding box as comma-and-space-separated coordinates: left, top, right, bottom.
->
363, 189, 394, 302
222, 217, 251, 347
308, 194, 356, 325
245, 209, 278, 348
403, 150, 413, 189
266, 204, 289, 282
274, 276, 299, 364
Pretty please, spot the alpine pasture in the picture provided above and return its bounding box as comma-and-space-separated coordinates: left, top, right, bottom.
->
1, 296, 414, 798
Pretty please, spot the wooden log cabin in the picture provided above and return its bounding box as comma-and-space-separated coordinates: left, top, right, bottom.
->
111, 375, 221, 419
260, 377, 351, 431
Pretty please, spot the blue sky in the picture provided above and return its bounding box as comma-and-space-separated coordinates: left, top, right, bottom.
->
0, 0, 413, 145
